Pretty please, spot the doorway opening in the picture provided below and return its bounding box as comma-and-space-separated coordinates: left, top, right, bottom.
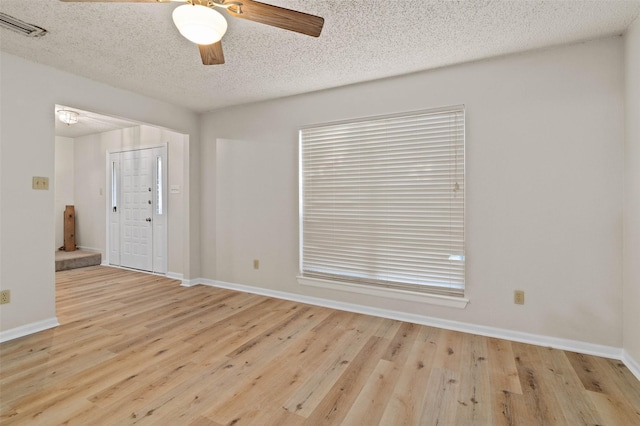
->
54, 104, 188, 278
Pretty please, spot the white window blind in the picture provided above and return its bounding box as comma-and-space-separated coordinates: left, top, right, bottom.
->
299, 106, 465, 297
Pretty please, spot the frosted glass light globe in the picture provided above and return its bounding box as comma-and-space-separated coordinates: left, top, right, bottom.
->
172, 4, 227, 45
58, 110, 79, 125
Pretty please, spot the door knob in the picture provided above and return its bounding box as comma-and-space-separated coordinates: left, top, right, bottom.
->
146, 218, 152, 222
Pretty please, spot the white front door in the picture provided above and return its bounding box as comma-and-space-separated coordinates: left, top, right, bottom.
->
121, 149, 153, 271
109, 146, 167, 273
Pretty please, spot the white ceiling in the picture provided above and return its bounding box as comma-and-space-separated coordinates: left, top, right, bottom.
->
54, 105, 140, 138
1, 1, 640, 115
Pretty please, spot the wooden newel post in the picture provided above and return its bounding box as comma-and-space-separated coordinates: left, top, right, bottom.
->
64, 205, 76, 252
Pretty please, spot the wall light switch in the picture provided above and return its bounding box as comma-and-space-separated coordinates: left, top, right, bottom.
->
32, 176, 49, 190
514, 290, 525, 305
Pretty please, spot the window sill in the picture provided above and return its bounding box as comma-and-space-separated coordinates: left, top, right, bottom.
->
297, 276, 469, 309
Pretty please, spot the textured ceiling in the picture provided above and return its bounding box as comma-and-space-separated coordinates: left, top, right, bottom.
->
1, 1, 640, 113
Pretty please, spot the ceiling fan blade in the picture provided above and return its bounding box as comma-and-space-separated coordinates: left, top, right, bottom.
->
227, 0, 323, 37
199, 42, 225, 65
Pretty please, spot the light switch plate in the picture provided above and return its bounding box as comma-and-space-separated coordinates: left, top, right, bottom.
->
514, 290, 525, 305
32, 176, 49, 190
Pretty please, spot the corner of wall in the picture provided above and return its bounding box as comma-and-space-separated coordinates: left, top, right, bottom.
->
623, 15, 640, 366
0, 317, 59, 343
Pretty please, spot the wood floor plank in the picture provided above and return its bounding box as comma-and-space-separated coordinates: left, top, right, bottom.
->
282, 314, 386, 418
2, 327, 192, 420
156, 306, 328, 425
302, 336, 391, 425
419, 367, 460, 425
65, 361, 202, 425
512, 342, 569, 424
1, 338, 119, 410
455, 333, 493, 424
431, 327, 464, 371
210, 310, 382, 423
490, 389, 532, 426
189, 416, 224, 426
587, 388, 640, 425
108, 360, 227, 425
378, 326, 441, 425
487, 337, 522, 394
341, 359, 399, 425
599, 357, 640, 409
537, 347, 602, 424
0, 266, 638, 425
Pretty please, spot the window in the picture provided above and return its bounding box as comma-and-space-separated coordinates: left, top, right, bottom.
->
299, 105, 465, 298
111, 161, 117, 213
156, 156, 163, 215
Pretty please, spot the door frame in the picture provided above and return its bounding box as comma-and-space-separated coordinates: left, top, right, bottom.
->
105, 144, 168, 274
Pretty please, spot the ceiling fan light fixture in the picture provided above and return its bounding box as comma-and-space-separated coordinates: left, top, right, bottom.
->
172, 4, 227, 45
57, 110, 79, 125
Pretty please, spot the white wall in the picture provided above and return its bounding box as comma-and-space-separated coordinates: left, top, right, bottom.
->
0, 52, 200, 333
54, 136, 75, 250
73, 125, 186, 274
624, 17, 640, 365
73, 131, 111, 253
201, 37, 625, 347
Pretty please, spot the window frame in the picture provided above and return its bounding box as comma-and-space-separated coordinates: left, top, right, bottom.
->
297, 105, 468, 308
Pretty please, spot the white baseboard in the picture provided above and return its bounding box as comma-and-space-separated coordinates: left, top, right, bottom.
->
191, 278, 623, 361
622, 350, 640, 381
99, 264, 179, 280
77, 246, 102, 254
180, 278, 199, 287
166, 272, 184, 281
0, 317, 59, 343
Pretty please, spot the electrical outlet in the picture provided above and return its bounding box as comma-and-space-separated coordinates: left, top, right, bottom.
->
0, 290, 10, 305
32, 176, 49, 190
253, 259, 259, 270
514, 290, 525, 305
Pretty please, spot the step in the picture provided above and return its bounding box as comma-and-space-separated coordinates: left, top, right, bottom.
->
55, 250, 102, 272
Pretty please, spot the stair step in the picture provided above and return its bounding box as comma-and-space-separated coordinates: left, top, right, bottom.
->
55, 250, 102, 272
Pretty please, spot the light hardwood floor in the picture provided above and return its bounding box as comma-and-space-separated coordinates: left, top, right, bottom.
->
1, 266, 639, 425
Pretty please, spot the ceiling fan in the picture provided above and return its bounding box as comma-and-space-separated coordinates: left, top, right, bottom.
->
60, 0, 324, 65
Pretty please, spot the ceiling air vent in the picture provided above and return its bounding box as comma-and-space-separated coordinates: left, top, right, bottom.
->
0, 12, 47, 37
